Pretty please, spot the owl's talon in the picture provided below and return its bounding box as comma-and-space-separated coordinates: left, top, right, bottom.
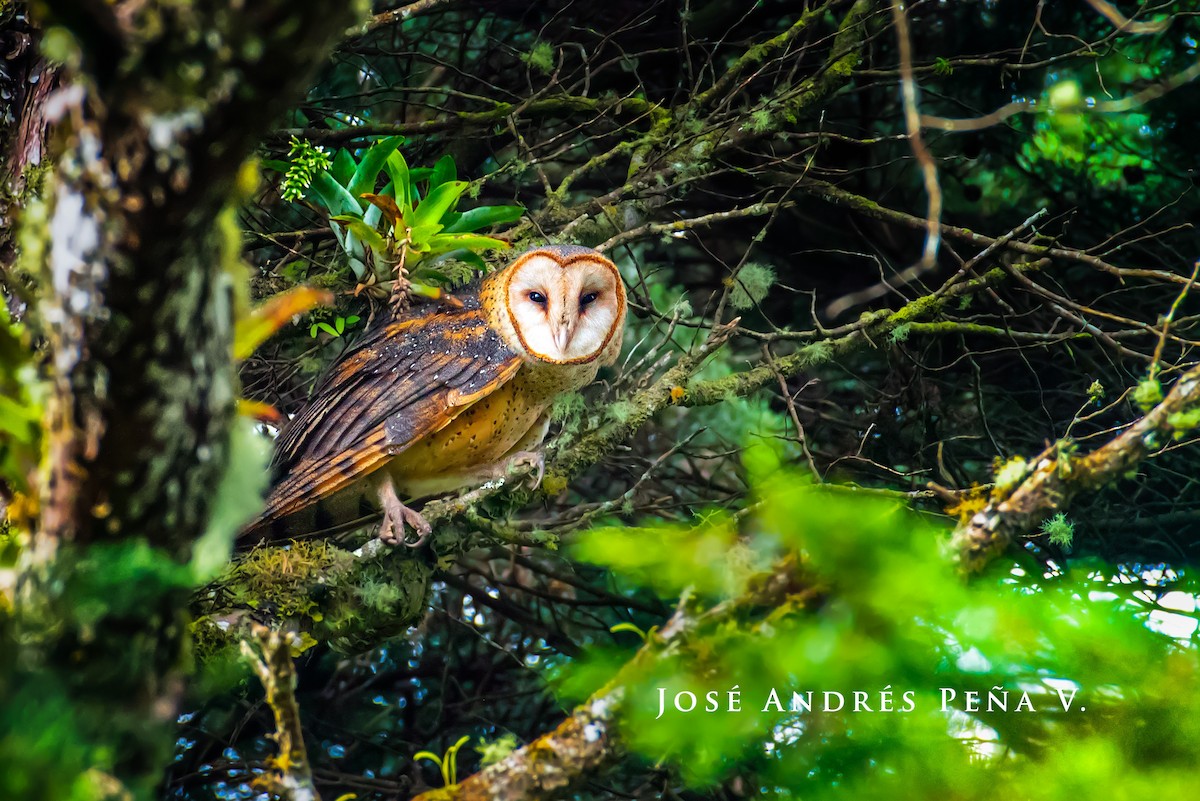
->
507, 450, 545, 491
377, 477, 432, 548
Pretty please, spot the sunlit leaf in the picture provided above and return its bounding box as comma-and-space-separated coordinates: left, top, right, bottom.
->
411, 180, 468, 229
408, 282, 464, 307
384, 151, 412, 212
331, 214, 387, 252
233, 287, 334, 361
425, 233, 509, 254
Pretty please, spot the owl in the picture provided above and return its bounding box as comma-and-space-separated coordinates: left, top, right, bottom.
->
240, 245, 626, 546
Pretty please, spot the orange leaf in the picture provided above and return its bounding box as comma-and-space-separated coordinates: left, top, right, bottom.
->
237, 399, 286, 427
234, 286, 333, 361
361, 193, 403, 227
409, 282, 464, 308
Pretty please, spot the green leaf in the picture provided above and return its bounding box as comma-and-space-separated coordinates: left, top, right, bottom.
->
330, 148, 357, 186
429, 154, 457, 190
415, 268, 453, 283
431, 248, 488, 271
443, 204, 524, 233
425, 233, 509, 254
411, 180, 468, 229
384, 151, 412, 213
308, 170, 362, 216
330, 214, 387, 252
347, 136, 404, 200
609, 622, 649, 641
408, 222, 445, 251
413, 751, 443, 768
189, 417, 271, 582
261, 159, 292, 174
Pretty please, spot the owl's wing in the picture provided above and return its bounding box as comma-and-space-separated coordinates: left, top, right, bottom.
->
249, 306, 521, 530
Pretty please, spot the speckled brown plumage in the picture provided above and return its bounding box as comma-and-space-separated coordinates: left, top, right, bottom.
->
241, 245, 625, 543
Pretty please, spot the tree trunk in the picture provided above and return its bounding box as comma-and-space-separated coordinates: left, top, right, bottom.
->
5, 2, 361, 797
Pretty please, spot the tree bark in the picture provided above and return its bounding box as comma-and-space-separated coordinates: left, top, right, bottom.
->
7, 2, 362, 796
0, 4, 56, 312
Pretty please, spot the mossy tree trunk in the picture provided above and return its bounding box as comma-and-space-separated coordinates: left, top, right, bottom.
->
5, 2, 361, 798
0, 4, 56, 306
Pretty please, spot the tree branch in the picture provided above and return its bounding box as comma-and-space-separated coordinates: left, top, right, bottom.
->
954, 363, 1200, 573
411, 555, 812, 801
242, 623, 322, 801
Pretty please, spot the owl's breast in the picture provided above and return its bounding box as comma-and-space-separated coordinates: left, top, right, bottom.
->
380, 363, 558, 495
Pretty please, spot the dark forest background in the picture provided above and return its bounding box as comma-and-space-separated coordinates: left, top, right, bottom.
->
3, 1, 1200, 799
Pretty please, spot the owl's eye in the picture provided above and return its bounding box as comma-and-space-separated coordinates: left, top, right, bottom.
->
579, 292, 599, 307
528, 291, 547, 305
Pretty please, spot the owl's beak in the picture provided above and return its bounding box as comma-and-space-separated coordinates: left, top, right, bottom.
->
553, 320, 575, 353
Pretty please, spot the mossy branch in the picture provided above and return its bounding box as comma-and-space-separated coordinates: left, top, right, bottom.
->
693, 3, 832, 108
9, 0, 364, 794
281, 95, 667, 146
411, 555, 812, 801
954, 363, 1200, 573
241, 622, 322, 801
683, 254, 1049, 408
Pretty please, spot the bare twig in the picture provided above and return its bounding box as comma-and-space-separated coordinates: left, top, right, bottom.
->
1084, 0, 1172, 34
889, 0, 942, 272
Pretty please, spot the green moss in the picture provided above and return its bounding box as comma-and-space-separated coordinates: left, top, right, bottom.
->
197, 541, 434, 655
227, 539, 346, 618
1040, 512, 1075, 547
607, 400, 637, 424
1167, 408, 1200, 438
801, 340, 834, 366
1133, 378, 1163, 413
993, 456, 1029, 495
728, 263, 776, 311
521, 41, 555, 75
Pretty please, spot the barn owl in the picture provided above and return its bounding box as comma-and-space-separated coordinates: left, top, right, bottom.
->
241, 245, 626, 546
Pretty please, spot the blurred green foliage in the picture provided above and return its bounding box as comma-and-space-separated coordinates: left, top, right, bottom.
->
0, 303, 41, 500
566, 448, 1200, 795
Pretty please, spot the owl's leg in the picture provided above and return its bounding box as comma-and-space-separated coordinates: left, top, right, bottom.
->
505, 450, 545, 490
502, 413, 549, 490
377, 475, 432, 548
443, 450, 544, 495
